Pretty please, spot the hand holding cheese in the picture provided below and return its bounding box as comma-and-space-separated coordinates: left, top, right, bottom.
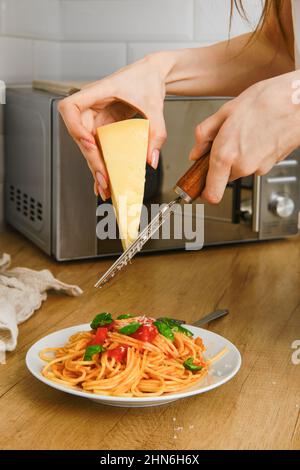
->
58, 55, 168, 200
97, 119, 149, 250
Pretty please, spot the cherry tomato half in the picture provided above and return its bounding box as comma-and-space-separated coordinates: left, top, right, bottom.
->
90, 326, 108, 346
130, 324, 158, 343
107, 345, 129, 362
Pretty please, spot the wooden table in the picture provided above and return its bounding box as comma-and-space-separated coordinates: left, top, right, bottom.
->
0, 229, 300, 450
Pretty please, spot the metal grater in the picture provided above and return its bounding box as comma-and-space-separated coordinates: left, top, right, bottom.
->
95, 197, 181, 288
95, 152, 210, 288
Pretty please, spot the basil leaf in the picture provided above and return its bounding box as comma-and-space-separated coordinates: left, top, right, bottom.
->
90, 313, 113, 329
153, 321, 174, 341
83, 344, 105, 361
183, 357, 203, 372
117, 314, 134, 320
171, 324, 193, 338
156, 318, 193, 338
119, 322, 141, 335
158, 317, 185, 326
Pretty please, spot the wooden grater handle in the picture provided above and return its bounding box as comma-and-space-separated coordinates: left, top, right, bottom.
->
174, 152, 210, 203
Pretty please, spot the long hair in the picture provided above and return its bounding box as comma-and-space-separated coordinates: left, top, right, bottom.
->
231, 0, 285, 39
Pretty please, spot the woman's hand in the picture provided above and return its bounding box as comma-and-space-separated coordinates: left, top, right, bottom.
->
58, 54, 169, 200
189, 71, 300, 204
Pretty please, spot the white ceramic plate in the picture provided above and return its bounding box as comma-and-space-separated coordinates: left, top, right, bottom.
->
26, 323, 241, 407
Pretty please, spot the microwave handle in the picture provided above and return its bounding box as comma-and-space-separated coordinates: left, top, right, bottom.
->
231, 179, 241, 224
252, 175, 261, 232
174, 154, 261, 232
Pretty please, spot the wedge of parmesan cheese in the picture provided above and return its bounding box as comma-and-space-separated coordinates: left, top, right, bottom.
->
97, 119, 149, 250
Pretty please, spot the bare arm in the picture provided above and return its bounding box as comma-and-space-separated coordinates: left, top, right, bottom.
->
59, 1, 295, 198
157, 1, 294, 96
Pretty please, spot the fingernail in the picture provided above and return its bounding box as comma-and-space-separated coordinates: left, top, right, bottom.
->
98, 185, 106, 201
96, 171, 108, 190
80, 138, 97, 150
151, 149, 159, 169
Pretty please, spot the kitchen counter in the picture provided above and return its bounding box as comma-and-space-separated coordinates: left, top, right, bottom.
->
1, 229, 300, 450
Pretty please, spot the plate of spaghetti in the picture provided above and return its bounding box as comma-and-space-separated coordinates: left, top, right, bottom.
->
26, 313, 241, 407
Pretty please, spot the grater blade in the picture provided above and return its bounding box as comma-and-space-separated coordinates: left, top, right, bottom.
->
95, 196, 181, 288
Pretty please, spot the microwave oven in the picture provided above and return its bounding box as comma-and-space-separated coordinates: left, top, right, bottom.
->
4, 87, 300, 260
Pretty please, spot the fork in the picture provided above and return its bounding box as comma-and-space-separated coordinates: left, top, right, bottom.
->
157, 309, 229, 327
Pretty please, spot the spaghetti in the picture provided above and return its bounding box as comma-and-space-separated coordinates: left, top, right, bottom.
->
40, 313, 227, 397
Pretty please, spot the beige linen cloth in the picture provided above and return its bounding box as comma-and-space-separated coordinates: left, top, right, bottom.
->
0, 253, 83, 364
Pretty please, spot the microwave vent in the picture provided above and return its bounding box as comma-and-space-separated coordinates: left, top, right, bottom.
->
9, 185, 43, 223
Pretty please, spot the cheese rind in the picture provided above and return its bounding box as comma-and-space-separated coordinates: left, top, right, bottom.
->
97, 119, 149, 250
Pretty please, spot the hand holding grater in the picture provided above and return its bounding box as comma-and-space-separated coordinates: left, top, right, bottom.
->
95, 152, 210, 288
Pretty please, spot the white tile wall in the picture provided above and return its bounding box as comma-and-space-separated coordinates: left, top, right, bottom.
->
194, 0, 262, 41
60, 42, 127, 80
0, 0, 261, 85
127, 42, 210, 64
33, 41, 62, 80
0, 2, 4, 34
34, 40, 127, 82
0, 0, 62, 40
0, 37, 33, 84
61, 0, 194, 41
